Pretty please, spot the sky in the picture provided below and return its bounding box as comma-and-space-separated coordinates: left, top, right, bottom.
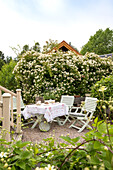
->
0, 0, 113, 58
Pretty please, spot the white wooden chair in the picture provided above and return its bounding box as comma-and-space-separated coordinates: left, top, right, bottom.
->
11, 97, 36, 127
56, 95, 75, 126
9, 96, 25, 120
1, 96, 25, 112
11, 96, 25, 111
69, 97, 98, 132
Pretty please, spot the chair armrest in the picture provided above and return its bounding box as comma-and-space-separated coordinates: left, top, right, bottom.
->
70, 106, 81, 113
70, 112, 85, 117
71, 106, 81, 109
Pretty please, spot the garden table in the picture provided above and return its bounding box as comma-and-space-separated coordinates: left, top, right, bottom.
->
22, 102, 68, 131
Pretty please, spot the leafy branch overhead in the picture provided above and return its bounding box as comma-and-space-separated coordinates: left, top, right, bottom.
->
80, 28, 113, 55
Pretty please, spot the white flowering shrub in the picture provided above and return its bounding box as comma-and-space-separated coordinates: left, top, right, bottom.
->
13, 51, 113, 104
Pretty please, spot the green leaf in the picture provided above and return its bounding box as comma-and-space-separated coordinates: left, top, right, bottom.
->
34, 147, 38, 154
15, 141, 30, 148
25, 165, 32, 170
94, 131, 102, 138
29, 158, 36, 165
60, 143, 68, 147
71, 137, 80, 143
94, 141, 101, 149
97, 122, 107, 134
11, 166, 16, 170
11, 155, 20, 162
94, 117, 98, 124
104, 160, 112, 170
109, 128, 113, 135
20, 150, 33, 159
60, 136, 75, 146
16, 161, 26, 169
14, 148, 22, 155
90, 156, 100, 164
111, 156, 113, 168
110, 136, 113, 143
103, 135, 109, 143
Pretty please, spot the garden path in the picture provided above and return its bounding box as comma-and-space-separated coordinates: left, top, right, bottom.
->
21, 121, 89, 144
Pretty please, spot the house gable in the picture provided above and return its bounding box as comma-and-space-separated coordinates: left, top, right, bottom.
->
51, 40, 81, 55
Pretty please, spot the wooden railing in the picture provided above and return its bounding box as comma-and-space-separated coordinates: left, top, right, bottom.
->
0, 85, 22, 142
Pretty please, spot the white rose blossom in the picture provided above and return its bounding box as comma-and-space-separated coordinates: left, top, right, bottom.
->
0, 152, 7, 158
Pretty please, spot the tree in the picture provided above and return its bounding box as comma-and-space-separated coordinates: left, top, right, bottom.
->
0, 51, 5, 70
0, 51, 13, 69
32, 42, 40, 52
0, 60, 18, 92
80, 28, 113, 55
11, 42, 41, 61
0, 58, 5, 70
42, 39, 58, 53
21, 44, 30, 54
5, 56, 13, 64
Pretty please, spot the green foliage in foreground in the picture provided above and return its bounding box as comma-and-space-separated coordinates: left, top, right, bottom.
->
0, 118, 113, 170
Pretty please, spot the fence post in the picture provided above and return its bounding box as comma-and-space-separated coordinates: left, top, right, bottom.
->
0, 89, 1, 101
10, 95, 14, 127
0, 90, 3, 119
2, 93, 11, 142
16, 89, 21, 133
0, 101, 3, 119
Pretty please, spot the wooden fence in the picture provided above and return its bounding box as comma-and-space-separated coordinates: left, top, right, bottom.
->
0, 85, 21, 142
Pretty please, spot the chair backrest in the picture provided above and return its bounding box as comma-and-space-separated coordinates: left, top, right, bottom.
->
82, 97, 98, 112
60, 95, 74, 110
10, 96, 25, 110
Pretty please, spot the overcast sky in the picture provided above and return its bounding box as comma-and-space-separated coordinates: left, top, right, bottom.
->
0, 0, 113, 57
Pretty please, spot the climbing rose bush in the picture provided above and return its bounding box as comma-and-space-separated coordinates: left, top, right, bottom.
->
13, 51, 113, 104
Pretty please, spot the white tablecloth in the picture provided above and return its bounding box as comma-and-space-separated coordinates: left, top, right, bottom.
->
22, 103, 68, 122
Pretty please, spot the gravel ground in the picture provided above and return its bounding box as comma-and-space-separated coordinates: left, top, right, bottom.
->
22, 120, 89, 144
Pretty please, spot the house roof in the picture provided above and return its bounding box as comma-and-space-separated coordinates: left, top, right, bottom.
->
51, 40, 81, 55
99, 53, 113, 58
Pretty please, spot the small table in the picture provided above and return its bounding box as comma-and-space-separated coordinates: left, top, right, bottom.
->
22, 103, 68, 131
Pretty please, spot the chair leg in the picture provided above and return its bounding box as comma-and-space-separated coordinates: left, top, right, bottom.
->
69, 119, 92, 132
67, 117, 72, 123
69, 119, 80, 129
31, 115, 43, 129
31, 119, 39, 129
57, 115, 71, 126
78, 120, 92, 132
78, 123, 88, 132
